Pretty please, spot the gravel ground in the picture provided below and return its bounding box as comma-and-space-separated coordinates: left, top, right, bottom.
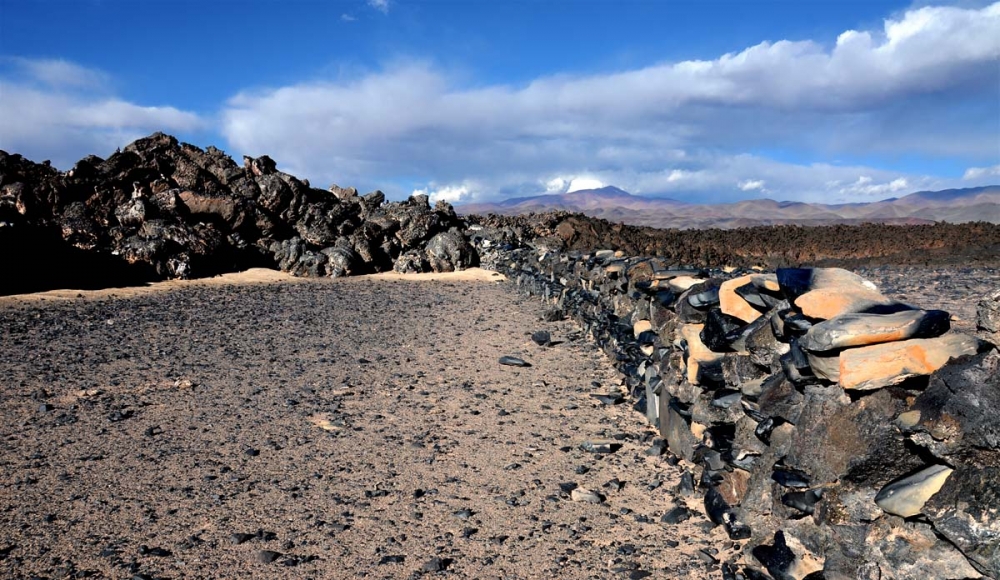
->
1, 265, 993, 580
0, 272, 734, 580
856, 265, 1000, 333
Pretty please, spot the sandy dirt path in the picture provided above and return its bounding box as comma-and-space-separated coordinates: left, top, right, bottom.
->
0, 273, 733, 579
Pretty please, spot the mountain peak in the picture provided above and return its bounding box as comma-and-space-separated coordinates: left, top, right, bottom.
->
568, 185, 631, 196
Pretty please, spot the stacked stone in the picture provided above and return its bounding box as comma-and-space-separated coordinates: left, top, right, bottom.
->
476, 239, 999, 580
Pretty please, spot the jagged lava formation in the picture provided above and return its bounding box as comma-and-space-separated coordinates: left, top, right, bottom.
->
0, 133, 476, 295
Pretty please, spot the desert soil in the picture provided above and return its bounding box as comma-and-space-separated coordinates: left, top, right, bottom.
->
0, 269, 735, 580
1, 265, 994, 580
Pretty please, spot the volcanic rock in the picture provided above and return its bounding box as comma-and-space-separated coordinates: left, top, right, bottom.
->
425, 228, 478, 273
498, 356, 531, 367
978, 288, 1000, 346
800, 309, 951, 352
922, 464, 1000, 576
838, 334, 981, 391
751, 531, 823, 580
875, 464, 953, 518
0, 133, 478, 294
680, 323, 725, 385
720, 275, 763, 324
570, 488, 604, 504
910, 349, 1000, 460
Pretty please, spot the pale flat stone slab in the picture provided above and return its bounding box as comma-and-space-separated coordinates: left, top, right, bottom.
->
633, 319, 653, 339
800, 309, 951, 352
668, 276, 705, 293
794, 286, 904, 321
876, 464, 953, 517
680, 323, 724, 385
720, 274, 762, 324
806, 351, 841, 382
839, 334, 980, 391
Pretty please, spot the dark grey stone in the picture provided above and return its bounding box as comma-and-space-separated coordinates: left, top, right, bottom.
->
498, 356, 531, 367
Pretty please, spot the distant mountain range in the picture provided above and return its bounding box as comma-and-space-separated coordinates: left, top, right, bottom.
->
458, 185, 1000, 229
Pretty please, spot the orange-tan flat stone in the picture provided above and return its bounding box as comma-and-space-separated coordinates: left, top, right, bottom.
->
751, 274, 780, 293
794, 286, 901, 321
720, 274, 762, 324
801, 309, 950, 352
839, 334, 980, 390
680, 323, 724, 384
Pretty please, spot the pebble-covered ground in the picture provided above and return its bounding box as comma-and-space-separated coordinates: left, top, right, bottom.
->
0, 273, 738, 580
856, 265, 1000, 333
1, 265, 994, 580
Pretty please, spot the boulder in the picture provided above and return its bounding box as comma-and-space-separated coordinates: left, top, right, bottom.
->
425, 228, 478, 272
751, 531, 824, 580
864, 519, 982, 580
393, 249, 429, 274
777, 267, 910, 320
838, 334, 981, 391
659, 399, 696, 462
785, 389, 920, 489
794, 286, 908, 321
701, 309, 745, 352
776, 267, 878, 301
909, 349, 1000, 460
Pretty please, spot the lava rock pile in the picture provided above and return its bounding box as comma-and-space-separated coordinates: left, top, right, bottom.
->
0, 133, 477, 295
476, 238, 1000, 579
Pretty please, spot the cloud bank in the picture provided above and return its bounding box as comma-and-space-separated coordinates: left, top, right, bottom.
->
0, 58, 203, 168
219, 2, 1000, 203
2, 3, 998, 205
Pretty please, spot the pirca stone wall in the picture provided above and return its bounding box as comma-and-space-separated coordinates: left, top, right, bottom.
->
474, 235, 1000, 580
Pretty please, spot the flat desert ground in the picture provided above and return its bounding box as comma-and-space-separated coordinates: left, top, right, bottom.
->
1, 265, 996, 579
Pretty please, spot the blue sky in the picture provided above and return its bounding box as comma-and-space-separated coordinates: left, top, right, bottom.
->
1, 0, 998, 204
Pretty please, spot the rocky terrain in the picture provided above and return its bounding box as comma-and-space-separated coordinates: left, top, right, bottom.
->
1, 273, 752, 580
472, 232, 1000, 579
3, 134, 1000, 579
467, 212, 1000, 269
0, 133, 477, 296
4, 134, 1000, 297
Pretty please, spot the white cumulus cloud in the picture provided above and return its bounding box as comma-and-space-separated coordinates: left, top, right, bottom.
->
0, 58, 204, 169
738, 179, 767, 192
963, 164, 1000, 180
219, 2, 1000, 203
839, 176, 911, 197
566, 177, 604, 192
412, 182, 476, 204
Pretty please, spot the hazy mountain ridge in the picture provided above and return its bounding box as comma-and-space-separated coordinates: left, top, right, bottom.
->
459, 185, 1000, 229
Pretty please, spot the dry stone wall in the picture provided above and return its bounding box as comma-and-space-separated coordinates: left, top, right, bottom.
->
474, 233, 1000, 580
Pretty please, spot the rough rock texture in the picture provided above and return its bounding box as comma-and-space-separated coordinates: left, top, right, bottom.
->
0, 134, 475, 295
473, 237, 1000, 579
979, 288, 1000, 346
465, 212, 1000, 269
838, 334, 981, 391
800, 309, 951, 352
